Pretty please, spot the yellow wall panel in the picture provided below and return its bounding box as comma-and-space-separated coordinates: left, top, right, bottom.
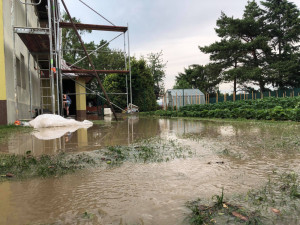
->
0, 0, 6, 100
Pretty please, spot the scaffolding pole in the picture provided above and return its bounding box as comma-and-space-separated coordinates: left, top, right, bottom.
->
124, 33, 128, 110
47, 0, 55, 114
52, 0, 60, 115
127, 24, 132, 112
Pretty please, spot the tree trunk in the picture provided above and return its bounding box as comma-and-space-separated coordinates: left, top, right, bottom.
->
259, 81, 265, 93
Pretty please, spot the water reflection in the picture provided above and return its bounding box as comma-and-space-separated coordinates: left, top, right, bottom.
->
0, 117, 161, 155
1, 117, 300, 156
0, 118, 300, 224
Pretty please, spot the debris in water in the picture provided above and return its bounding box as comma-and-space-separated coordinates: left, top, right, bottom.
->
271, 208, 280, 214
6, 173, 14, 178
223, 203, 228, 208
207, 161, 225, 165
232, 211, 248, 221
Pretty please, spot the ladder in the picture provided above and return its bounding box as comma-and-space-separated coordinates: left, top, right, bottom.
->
37, 55, 53, 113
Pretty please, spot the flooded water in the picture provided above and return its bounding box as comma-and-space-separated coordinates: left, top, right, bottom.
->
0, 117, 300, 224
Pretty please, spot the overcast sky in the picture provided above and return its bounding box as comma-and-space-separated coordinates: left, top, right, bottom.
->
62, 0, 300, 92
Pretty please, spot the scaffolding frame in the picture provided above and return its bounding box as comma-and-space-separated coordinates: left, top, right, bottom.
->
12, 0, 132, 120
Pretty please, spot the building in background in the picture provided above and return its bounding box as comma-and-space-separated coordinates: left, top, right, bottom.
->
163, 89, 205, 110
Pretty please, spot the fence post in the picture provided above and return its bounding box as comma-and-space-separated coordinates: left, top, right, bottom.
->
216, 92, 218, 103
172, 97, 174, 110
233, 92, 235, 101
252, 91, 253, 100
293, 90, 294, 97
255, 93, 257, 100
269, 91, 271, 97
180, 95, 182, 108
276, 91, 278, 98
176, 93, 178, 110
261, 91, 263, 99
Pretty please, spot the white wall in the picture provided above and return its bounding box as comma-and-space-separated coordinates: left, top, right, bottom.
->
3, 0, 41, 123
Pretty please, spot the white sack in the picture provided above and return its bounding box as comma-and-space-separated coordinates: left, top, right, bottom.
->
29, 114, 93, 129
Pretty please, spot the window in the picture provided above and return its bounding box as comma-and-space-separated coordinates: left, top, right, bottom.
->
21, 54, 26, 89
16, 57, 21, 87
16, 54, 27, 89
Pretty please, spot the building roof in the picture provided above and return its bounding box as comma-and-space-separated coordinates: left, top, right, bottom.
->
166, 89, 204, 96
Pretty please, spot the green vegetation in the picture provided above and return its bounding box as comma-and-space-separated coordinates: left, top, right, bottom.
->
62, 13, 165, 111
186, 172, 300, 224
175, 0, 300, 93
142, 97, 300, 121
0, 125, 32, 143
104, 57, 158, 111
0, 152, 96, 181
0, 138, 192, 181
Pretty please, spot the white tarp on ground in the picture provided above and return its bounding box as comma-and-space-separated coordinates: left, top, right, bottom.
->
29, 114, 93, 129
32, 126, 81, 140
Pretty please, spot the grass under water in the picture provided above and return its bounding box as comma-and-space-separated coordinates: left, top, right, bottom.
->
0, 138, 192, 181
186, 172, 300, 225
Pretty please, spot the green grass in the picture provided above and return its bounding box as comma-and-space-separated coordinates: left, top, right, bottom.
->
0, 138, 192, 181
0, 152, 96, 181
186, 172, 300, 224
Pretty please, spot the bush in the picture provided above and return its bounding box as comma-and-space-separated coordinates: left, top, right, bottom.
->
146, 96, 300, 122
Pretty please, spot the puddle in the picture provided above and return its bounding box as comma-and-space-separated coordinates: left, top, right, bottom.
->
0, 118, 300, 224
0, 117, 161, 156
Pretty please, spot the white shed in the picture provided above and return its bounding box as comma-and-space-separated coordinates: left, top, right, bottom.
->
163, 89, 205, 109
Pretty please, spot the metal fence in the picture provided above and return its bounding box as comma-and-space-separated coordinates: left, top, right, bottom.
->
207, 88, 300, 104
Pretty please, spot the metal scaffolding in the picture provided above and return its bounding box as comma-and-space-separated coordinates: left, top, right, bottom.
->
13, 0, 132, 120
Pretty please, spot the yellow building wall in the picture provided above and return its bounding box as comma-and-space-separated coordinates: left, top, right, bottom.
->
0, 0, 6, 101
75, 78, 86, 111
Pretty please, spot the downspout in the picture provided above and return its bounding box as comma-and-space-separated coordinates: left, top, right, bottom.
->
12, 0, 18, 119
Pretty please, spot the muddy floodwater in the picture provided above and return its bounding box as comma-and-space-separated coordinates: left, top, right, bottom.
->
0, 117, 300, 224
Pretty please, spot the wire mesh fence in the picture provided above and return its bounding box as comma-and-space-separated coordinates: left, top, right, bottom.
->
208, 88, 300, 104
162, 88, 300, 110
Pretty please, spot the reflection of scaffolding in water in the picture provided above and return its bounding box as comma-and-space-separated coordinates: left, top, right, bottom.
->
13, 0, 132, 120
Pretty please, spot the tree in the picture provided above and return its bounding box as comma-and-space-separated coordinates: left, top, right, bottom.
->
200, 38, 245, 95
238, 0, 272, 92
200, 1, 272, 92
173, 79, 191, 89
147, 51, 167, 98
103, 57, 157, 112
131, 58, 157, 111
201, 0, 300, 91
62, 13, 92, 68
261, 0, 300, 88
173, 64, 221, 93
103, 73, 127, 110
